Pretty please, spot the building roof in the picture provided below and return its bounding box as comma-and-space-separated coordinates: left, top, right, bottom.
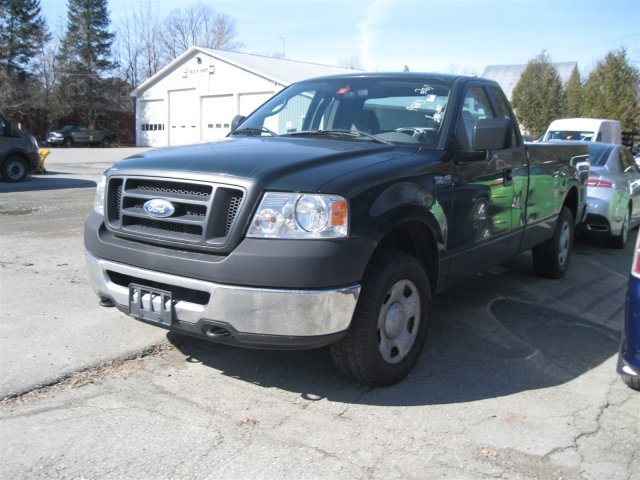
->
481, 62, 577, 100
130, 46, 358, 96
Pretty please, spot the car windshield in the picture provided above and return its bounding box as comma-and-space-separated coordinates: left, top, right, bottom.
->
232, 77, 452, 147
61, 125, 76, 131
586, 143, 614, 166
546, 130, 594, 141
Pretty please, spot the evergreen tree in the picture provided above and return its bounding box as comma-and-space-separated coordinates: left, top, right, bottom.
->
0, 0, 50, 112
581, 48, 640, 132
0, 0, 49, 75
563, 66, 582, 118
54, 0, 116, 127
511, 52, 565, 136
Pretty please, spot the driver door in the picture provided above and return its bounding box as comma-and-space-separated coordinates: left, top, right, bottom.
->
446, 83, 525, 284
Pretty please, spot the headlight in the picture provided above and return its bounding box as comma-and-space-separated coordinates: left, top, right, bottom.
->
94, 175, 107, 215
247, 192, 348, 238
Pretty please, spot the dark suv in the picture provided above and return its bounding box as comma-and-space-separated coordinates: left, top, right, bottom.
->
0, 112, 40, 182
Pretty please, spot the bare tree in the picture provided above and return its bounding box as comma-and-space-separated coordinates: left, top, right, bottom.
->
33, 22, 63, 130
114, 1, 164, 88
338, 54, 362, 70
160, 2, 242, 64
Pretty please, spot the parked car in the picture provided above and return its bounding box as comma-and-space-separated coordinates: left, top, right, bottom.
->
578, 142, 640, 248
46, 124, 117, 147
0, 111, 41, 182
618, 234, 640, 390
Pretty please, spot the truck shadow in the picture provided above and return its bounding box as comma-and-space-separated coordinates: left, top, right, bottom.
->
168, 276, 621, 406
0, 174, 96, 192
168, 231, 631, 406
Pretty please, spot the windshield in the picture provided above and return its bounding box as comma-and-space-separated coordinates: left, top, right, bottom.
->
546, 130, 595, 141
61, 125, 77, 131
233, 77, 452, 147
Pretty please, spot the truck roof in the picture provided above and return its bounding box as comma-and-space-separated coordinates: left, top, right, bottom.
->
291, 71, 480, 83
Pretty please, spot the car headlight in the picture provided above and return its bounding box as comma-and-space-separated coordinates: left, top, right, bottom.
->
94, 175, 107, 216
247, 192, 348, 238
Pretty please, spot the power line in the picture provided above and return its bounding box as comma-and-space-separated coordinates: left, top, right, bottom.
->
557, 33, 640, 55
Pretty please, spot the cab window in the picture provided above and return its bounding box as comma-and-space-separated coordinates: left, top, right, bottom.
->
457, 86, 495, 150
488, 86, 519, 146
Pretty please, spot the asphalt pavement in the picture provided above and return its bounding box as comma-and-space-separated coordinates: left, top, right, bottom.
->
0, 147, 638, 479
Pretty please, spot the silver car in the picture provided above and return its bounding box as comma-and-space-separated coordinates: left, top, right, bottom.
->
580, 143, 640, 248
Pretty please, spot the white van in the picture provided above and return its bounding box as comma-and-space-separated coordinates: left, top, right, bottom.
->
543, 118, 621, 144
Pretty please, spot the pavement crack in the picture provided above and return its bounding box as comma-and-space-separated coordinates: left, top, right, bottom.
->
0, 342, 175, 408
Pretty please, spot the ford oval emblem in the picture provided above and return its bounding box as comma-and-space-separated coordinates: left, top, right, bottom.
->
143, 199, 176, 218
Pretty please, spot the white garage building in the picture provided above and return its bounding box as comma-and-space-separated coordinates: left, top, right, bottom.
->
130, 46, 356, 147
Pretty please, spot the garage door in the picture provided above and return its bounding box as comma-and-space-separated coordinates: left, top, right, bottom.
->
138, 99, 165, 147
169, 89, 199, 146
201, 94, 235, 141
238, 92, 275, 117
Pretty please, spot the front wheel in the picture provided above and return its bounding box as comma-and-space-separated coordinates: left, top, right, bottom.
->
1, 155, 28, 182
330, 250, 431, 386
532, 206, 574, 279
62, 137, 73, 148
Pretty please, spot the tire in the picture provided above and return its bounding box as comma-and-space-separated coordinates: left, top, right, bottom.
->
621, 374, 640, 391
532, 206, 574, 279
607, 206, 630, 249
62, 137, 73, 148
330, 250, 431, 386
100, 136, 112, 147
1, 155, 28, 182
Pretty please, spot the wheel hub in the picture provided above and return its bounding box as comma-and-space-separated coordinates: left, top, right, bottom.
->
377, 279, 421, 364
383, 302, 406, 339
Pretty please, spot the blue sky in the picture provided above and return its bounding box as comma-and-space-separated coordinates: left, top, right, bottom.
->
42, 0, 640, 76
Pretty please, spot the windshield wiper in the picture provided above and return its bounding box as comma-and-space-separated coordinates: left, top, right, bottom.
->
230, 127, 278, 137
287, 129, 391, 145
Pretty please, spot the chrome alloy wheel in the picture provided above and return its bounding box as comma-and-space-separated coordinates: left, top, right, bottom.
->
377, 279, 420, 364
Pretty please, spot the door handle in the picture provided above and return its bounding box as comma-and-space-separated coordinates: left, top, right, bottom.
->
503, 168, 513, 186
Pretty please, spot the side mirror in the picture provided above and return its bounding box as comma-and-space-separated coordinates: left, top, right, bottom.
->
231, 115, 246, 132
472, 118, 513, 151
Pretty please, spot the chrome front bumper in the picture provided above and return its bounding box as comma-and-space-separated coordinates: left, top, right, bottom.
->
85, 250, 360, 339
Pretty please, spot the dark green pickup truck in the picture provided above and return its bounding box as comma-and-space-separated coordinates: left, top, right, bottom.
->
85, 73, 589, 386
46, 124, 117, 147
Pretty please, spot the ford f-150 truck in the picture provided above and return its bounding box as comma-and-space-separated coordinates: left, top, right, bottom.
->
46, 124, 117, 147
85, 73, 588, 386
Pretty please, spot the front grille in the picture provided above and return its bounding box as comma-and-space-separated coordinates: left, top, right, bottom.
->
105, 176, 245, 250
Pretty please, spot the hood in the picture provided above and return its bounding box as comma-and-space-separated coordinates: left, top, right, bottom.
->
111, 137, 418, 192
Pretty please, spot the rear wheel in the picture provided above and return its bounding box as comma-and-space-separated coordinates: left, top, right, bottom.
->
330, 250, 431, 386
607, 206, 630, 249
1, 155, 28, 182
101, 136, 112, 147
532, 206, 573, 279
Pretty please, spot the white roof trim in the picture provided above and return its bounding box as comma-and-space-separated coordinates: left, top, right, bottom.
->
130, 46, 355, 97
130, 46, 202, 97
